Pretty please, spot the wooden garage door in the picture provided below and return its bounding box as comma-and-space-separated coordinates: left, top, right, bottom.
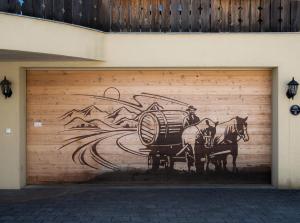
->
27, 70, 272, 184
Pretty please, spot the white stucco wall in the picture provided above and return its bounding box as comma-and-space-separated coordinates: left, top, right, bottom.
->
0, 13, 104, 61
0, 14, 300, 189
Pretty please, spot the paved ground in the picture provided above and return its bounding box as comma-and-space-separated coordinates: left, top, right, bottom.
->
0, 186, 300, 223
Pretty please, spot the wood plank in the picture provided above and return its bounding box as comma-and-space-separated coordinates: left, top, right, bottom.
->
240, 0, 251, 32
181, 0, 191, 32
270, 0, 281, 31
211, 0, 231, 32
7, 0, 19, 13
71, 0, 83, 25
160, 0, 171, 32
0, 1, 9, 11
281, 0, 291, 32
32, 0, 44, 18
250, 0, 261, 32
81, 0, 93, 27
230, 0, 240, 31
53, 0, 65, 21
140, 0, 151, 31
130, 0, 141, 32
291, 1, 300, 32
150, 0, 160, 31
88, 0, 100, 29
200, 0, 211, 32
170, 0, 181, 32
211, 0, 221, 32
111, 0, 121, 31
22, 0, 33, 16
98, 0, 111, 31
260, 0, 271, 32
27, 69, 272, 184
120, 0, 130, 32
44, 0, 53, 20
64, 0, 73, 23
191, 0, 201, 32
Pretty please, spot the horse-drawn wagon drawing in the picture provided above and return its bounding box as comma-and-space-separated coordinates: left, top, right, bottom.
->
59, 85, 251, 175
138, 108, 249, 173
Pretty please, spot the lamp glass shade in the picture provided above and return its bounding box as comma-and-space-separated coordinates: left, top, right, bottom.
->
287, 77, 299, 99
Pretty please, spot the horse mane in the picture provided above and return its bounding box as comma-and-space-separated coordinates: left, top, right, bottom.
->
218, 117, 237, 126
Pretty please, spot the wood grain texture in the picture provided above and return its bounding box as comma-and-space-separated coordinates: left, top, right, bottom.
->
27, 70, 272, 184
1, 0, 299, 32
291, 1, 300, 32
52, 0, 64, 21
190, 0, 201, 32
170, 0, 181, 32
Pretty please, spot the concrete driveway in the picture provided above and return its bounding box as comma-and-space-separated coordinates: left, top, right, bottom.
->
0, 186, 299, 223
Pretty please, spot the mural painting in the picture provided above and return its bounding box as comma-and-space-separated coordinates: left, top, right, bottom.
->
59, 88, 250, 175
27, 70, 272, 184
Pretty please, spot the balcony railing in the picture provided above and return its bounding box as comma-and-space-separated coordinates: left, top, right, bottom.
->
1, 0, 300, 32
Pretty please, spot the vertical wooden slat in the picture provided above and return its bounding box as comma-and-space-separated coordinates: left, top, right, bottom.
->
150, 0, 160, 31
211, 0, 221, 32
271, 0, 281, 31
81, 0, 92, 27
0, 1, 9, 12
220, 0, 230, 32
140, 0, 151, 31
170, 0, 181, 32
250, 0, 261, 32
191, 0, 201, 32
32, 0, 45, 18
181, 0, 191, 32
291, 0, 300, 32
200, 0, 211, 32
44, 0, 53, 20
211, 0, 231, 32
120, 0, 130, 31
8, 0, 19, 13
281, 0, 291, 32
1, 0, 299, 32
22, 0, 33, 16
64, 0, 73, 23
111, 0, 121, 31
88, 0, 97, 29
98, 0, 111, 31
160, 0, 170, 32
261, 0, 271, 32
240, 0, 250, 32
72, 0, 82, 25
230, 0, 241, 32
130, 0, 141, 32
53, 0, 64, 21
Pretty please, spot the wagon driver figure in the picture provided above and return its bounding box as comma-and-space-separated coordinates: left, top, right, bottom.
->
183, 105, 200, 128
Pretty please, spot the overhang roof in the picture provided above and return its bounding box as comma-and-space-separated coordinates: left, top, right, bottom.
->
0, 13, 104, 61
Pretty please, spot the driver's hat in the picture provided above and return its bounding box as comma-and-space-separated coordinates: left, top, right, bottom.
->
186, 105, 197, 112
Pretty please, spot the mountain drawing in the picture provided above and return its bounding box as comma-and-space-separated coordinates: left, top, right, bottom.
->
61, 105, 108, 120
107, 107, 140, 124
65, 117, 117, 130
61, 101, 165, 130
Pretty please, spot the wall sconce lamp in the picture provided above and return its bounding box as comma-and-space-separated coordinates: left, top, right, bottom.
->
0, 76, 13, 99
286, 77, 299, 100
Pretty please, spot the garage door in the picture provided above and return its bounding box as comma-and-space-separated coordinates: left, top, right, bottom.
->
27, 70, 272, 184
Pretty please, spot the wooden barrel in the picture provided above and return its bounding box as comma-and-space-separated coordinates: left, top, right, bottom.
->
138, 110, 187, 146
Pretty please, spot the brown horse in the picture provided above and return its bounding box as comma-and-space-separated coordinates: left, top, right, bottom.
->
206, 116, 249, 173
